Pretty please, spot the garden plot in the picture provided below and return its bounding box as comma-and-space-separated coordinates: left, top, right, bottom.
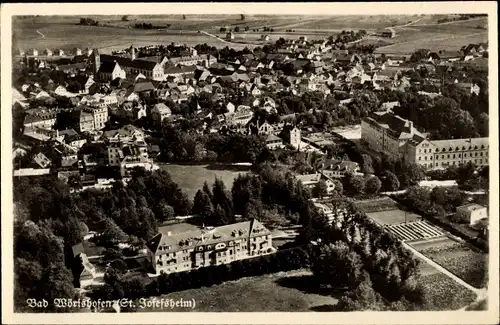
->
417, 242, 488, 289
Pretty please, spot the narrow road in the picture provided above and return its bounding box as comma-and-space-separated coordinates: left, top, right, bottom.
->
403, 242, 487, 309
201, 30, 229, 43
36, 29, 45, 38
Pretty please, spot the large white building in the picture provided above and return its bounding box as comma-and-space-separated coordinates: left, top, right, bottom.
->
146, 219, 274, 275
361, 112, 489, 169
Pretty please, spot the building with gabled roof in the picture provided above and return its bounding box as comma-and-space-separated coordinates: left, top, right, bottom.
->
146, 219, 274, 274
362, 111, 489, 169
456, 203, 487, 226
321, 159, 361, 179
32, 152, 52, 168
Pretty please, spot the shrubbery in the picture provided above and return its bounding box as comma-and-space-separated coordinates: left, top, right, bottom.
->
95, 247, 309, 300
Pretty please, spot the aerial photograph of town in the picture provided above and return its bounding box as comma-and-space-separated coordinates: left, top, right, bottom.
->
7, 8, 494, 316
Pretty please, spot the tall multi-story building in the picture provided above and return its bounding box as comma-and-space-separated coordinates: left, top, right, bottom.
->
78, 110, 95, 133
107, 139, 148, 167
84, 106, 108, 130
146, 219, 274, 275
361, 111, 489, 169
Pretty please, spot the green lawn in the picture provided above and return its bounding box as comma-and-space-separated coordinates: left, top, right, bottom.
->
366, 209, 421, 225
135, 270, 338, 312
159, 163, 250, 199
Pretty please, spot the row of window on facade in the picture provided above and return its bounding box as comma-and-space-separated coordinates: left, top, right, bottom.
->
420, 158, 486, 167
419, 152, 486, 161
419, 145, 487, 154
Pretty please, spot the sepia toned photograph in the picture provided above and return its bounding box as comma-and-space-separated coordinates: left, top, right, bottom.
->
1, 2, 498, 324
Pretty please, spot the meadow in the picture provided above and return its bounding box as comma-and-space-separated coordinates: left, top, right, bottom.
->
158, 163, 250, 199
375, 16, 489, 53
136, 269, 339, 312
13, 15, 489, 55
366, 209, 421, 225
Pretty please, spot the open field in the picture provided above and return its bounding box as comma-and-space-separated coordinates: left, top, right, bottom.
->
418, 243, 488, 289
366, 210, 421, 225
376, 31, 488, 54
14, 15, 489, 55
159, 163, 250, 199
375, 17, 489, 54
418, 273, 477, 310
13, 16, 256, 52
157, 221, 200, 234
136, 270, 338, 312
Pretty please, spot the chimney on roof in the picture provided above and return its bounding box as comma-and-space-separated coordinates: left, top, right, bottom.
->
408, 121, 414, 135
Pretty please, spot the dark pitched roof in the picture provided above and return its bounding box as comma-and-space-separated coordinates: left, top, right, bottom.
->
100, 54, 158, 71
131, 81, 155, 93
98, 61, 117, 74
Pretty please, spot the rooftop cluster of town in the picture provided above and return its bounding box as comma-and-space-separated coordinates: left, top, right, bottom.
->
13, 36, 488, 186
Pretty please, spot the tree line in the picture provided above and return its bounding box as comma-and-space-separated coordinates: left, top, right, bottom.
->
78, 18, 99, 26
305, 200, 425, 310
90, 246, 309, 304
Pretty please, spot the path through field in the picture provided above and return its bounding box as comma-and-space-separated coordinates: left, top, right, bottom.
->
36, 30, 45, 39
201, 30, 229, 43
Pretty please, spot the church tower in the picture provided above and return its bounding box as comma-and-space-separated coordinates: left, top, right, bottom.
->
130, 45, 136, 61
91, 48, 100, 76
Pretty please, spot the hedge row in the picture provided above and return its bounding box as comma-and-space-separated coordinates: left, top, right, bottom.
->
127, 247, 310, 300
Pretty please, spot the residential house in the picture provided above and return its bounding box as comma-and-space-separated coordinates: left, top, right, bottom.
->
456, 83, 481, 96
151, 103, 172, 123
23, 111, 57, 130
83, 105, 108, 130
455, 204, 487, 225
295, 173, 335, 195
77, 110, 95, 133
439, 50, 463, 62
32, 152, 52, 168
67, 243, 96, 288
265, 134, 284, 150
320, 159, 361, 179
